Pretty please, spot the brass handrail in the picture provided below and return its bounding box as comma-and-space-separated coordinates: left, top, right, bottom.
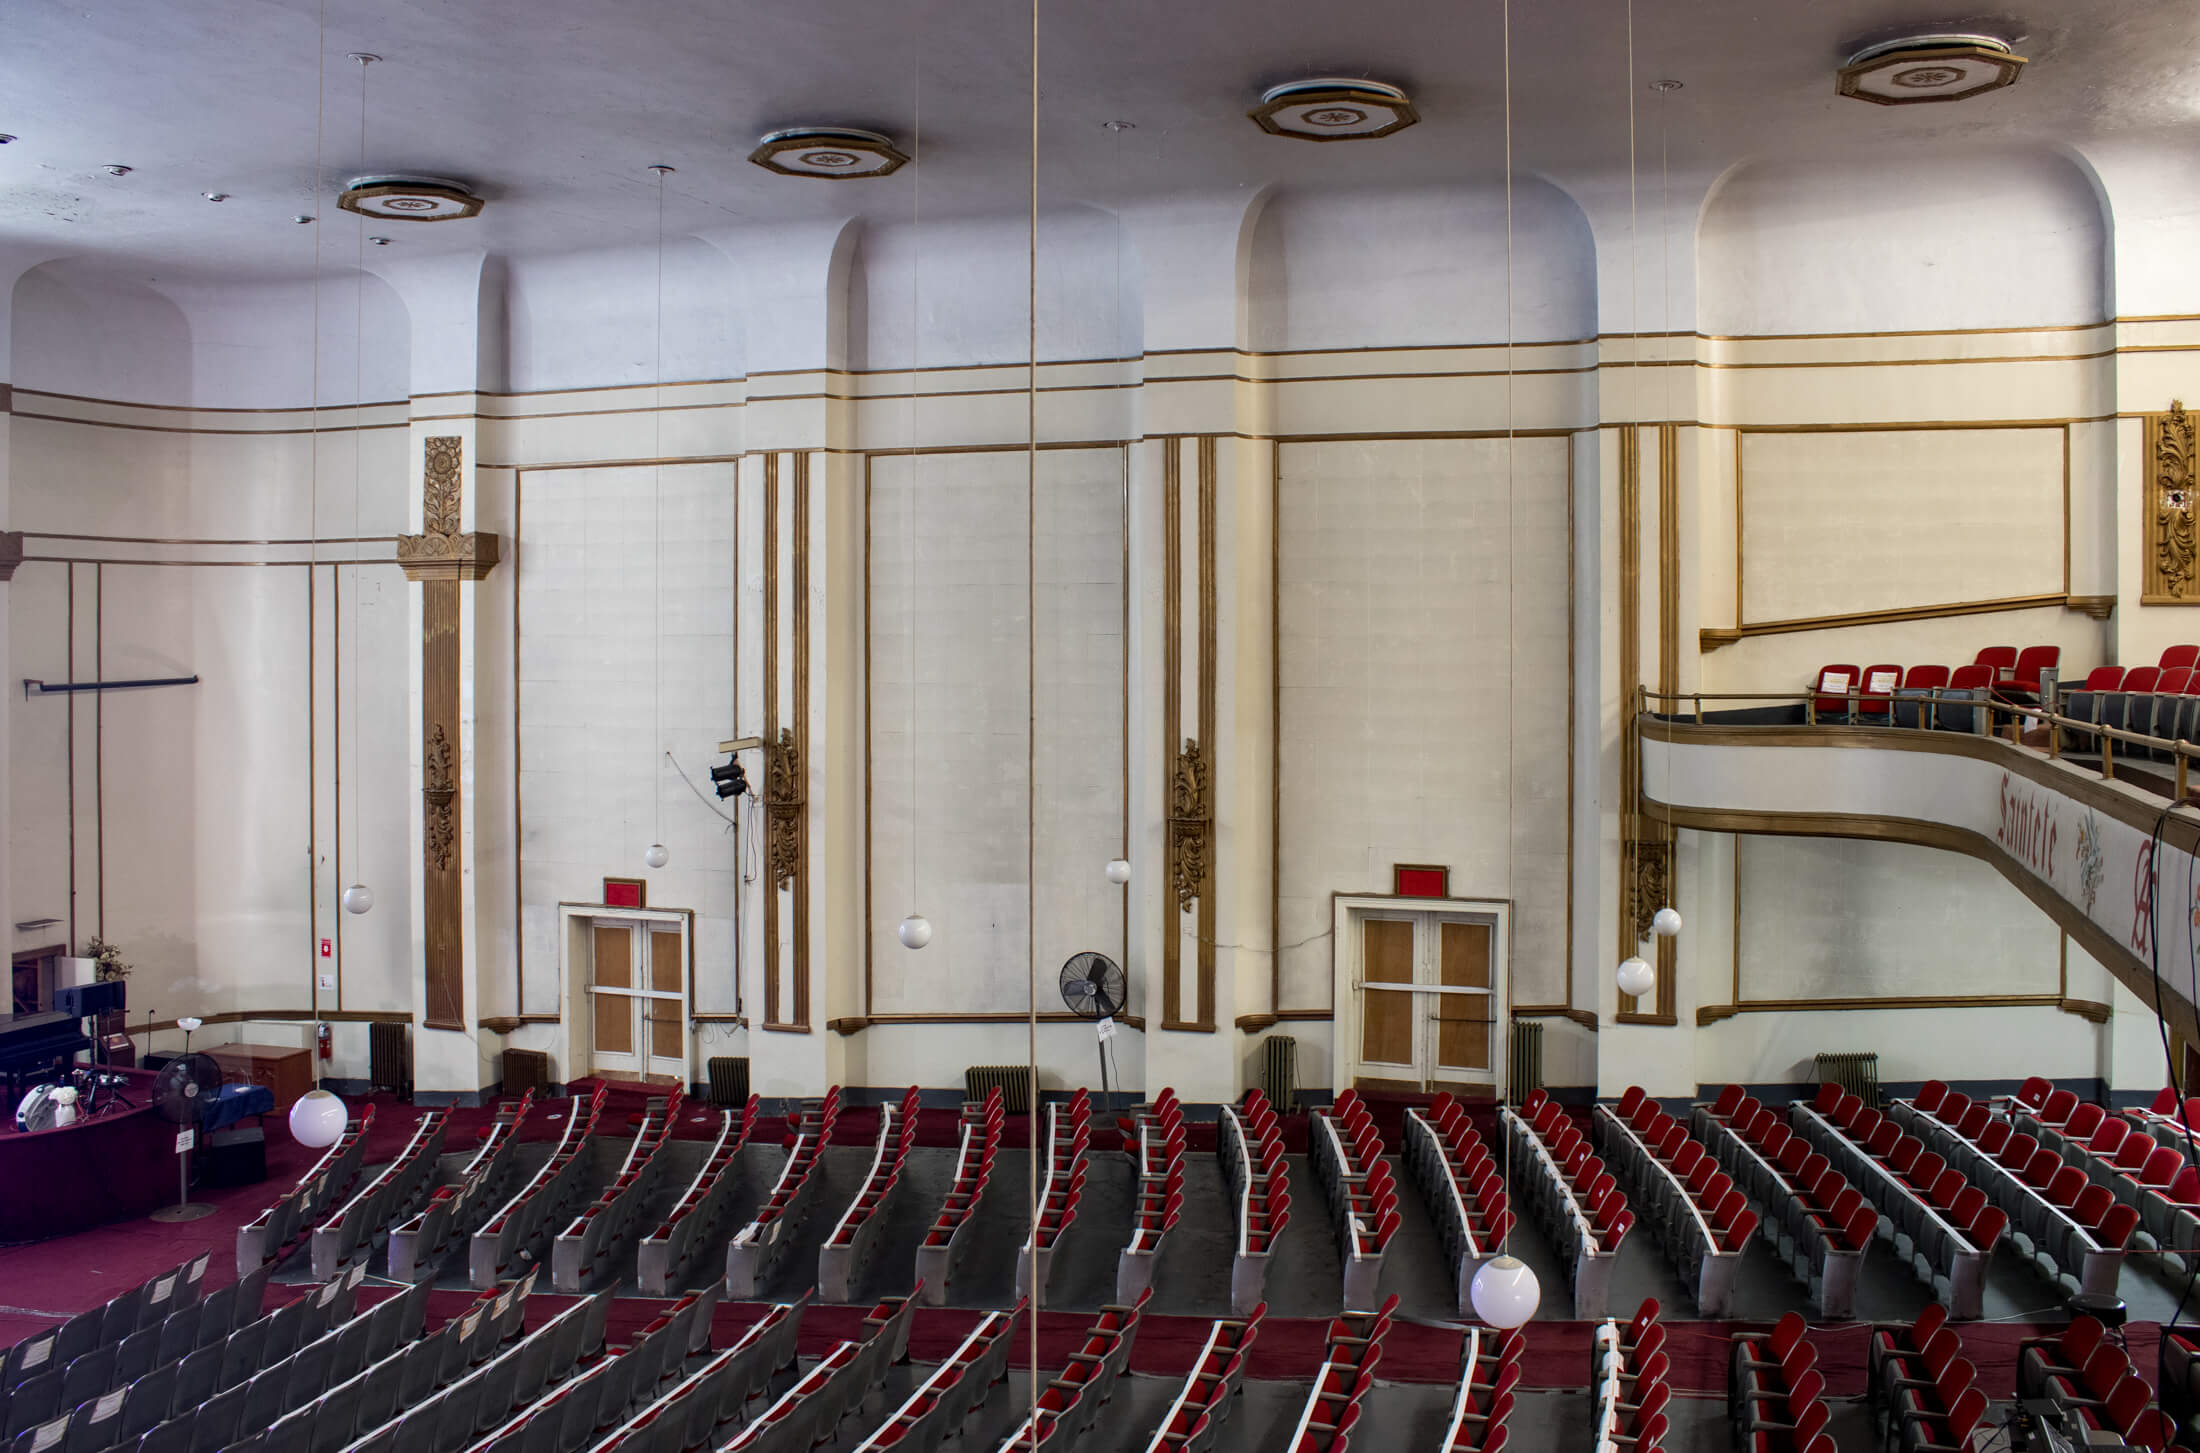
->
1634, 683, 2200, 803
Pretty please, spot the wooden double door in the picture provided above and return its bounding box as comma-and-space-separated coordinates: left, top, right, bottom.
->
588, 918, 688, 1083
1357, 911, 1500, 1094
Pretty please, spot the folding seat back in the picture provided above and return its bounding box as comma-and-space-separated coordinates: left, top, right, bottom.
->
2142, 1145, 2185, 1188
2115, 1135, 2154, 1173
1813, 665, 1861, 720
1710, 1085, 1744, 1120
2041, 1088, 2079, 1127
1977, 1119, 2011, 1157
2091, 1118, 2130, 1157
1957, 1103, 1992, 1141
1858, 663, 1902, 717
1910, 1151, 1946, 1190
1916, 1081, 1949, 1116
2046, 1164, 2088, 1207
2012, 645, 2059, 694
2098, 1202, 2141, 1248
2164, 646, 2200, 672
1970, 1205, 2009, 1251
1888, 1138, 1921, 1175
2002, 1133, 2038, 1170
1812, 1083, 1843, 1115
2070, 1183, 2114, 1230
1941, 1091, 1974, 1126
1975, 646, 2018, 673
1868, 1121, 1901, 1159
1617, 1086, 1646, 1119
2066, 1102, 2105, 1141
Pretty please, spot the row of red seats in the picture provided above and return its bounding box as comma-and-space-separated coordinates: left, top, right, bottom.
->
1810, 1086, 2009, 1258
1703, 1087, 1876, 1255
1597, 1299, 1669, 1452
850, 1297, 1017, 1452
1733, 1313, 1830, 1453
1872, 1307, 1984, 1453
556, 1089, 684, 1284
655, 1093, 755, 1233
1010, 1289, 1150, 1448
1233, 1091, 1292, 1256
1124, 1089, 1187, 1254
824, 1086, 921, 1251
1322, 1092, 1402, 1260
1420, 1093, 1520, 1255
2019, 1317, 2172, 1451
1284, 1295, 1397, 1452
1617, 1093, 1760, 1254
1439, 1321, 1522, 1453
1033, 1091, 1094, 1254
1519, 1092, 1634, 1248
921, 1088, 1004, 1253
471, 1087, 600, 1281
1898, 1082, 2140, 1258
750, 1087, 841, 1240
1141, 1303, 1266, 1451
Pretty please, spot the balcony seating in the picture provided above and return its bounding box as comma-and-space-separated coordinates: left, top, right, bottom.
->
1217, 1092, 1290, 1316
990, 1290, 1150, 1453
916, 1089, 1005, 1306
1690, 1087, 1872, 1316
2012, 1077, 2200, 1262
1016, 1092, 1094, 1302
471, 1087, 608, 1289
1116, 1089, 1187, 1304
1891, 1080, 2137, 1297
389, 1093, 534, 1285
636, 1095, 759, 1296
1856, 664, 1903, 721
726, 1089, 842, 1298
1403, 1094, 1514, 1317
1789, 1086, 2004, 1317
1596, 1091, 1755, 1315
820, 1087, 922, 1303
1889, 665, 1952, 729
1810, 665, 1859, 723
1501, 1092, 1629, 1319
238, 1105, 376, 1276
851, 1301, 1020, 1453
1137, 1306, 1263, 1453
1309, 1090, 1402, 1314
551, 1094, 682, 1294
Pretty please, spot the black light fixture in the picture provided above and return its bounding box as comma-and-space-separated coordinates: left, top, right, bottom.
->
710, 757, 749, 801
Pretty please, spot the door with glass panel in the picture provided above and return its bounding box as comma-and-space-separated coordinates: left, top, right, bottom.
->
588, 919, 688, 1083
1356, 912, 1500, 1094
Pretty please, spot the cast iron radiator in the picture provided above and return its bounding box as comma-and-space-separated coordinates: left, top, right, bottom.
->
1814, 1051, 1880, 1107
964, 1065, 1033, 1114
369, 1021, 412, 1097
1507, 1020, 1544, 1104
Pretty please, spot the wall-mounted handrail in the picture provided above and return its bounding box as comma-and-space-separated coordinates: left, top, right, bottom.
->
23, 675, 200, 698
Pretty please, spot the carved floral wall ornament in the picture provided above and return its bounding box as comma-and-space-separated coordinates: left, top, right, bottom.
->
422, 725, 457, 870
1169, 737, 1213, 911
764, 728, 805, 890
396, 435, 501, 581
1631, 839, 1672, 943
2146, 401, 2199, 603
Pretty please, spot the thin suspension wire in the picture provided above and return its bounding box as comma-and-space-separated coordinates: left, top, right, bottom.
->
352, 52, 369, 884
1626, 0, 1639, 421
1658, 82, 1676, 848
1499, 0, 1515, 1259
308, 0, 325, 938
1024, 0, 1040, 1434
653, 166, 668, 850
907, 25, 922, 920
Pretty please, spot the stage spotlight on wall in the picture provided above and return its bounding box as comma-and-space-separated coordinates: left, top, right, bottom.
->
1652, 906, 1682, 937
1105, 858, 1132, 885
342, 884, 373, 915
290, 1088, 348, 1148
1616, 956, 1656, 998
1469, 1254, 1541, 1327
898, 914, 933, 950
711, 759, 749, 800
644, 843, 669, 869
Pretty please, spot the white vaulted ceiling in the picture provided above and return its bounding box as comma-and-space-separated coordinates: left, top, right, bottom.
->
2, 0, 2197, 278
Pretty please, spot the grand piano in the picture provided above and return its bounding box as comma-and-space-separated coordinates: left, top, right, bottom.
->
0, 1009, 93, 1103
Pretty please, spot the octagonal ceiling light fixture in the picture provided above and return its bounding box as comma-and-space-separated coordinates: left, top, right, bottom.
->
1837, 33, 2025, 105
748, 127, 908, 179
1248, 78, 1419, 141
337, 174, 484, 221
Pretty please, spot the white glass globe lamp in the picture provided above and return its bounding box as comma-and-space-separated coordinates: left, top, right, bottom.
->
1616, 955, 1656, 998
290, 1088, 348, 1149
1105, 859, 1132, 885
1652, 906, 1682, 938
898, 914, 933, 950
1469, 1254, 1541, 1328
644, 843, 669, 869
342, 883, 373, 915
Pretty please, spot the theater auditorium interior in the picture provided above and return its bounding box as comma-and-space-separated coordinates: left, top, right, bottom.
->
9, 1, 2200, 1451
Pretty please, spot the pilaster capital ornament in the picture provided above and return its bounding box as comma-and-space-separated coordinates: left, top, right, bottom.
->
397, 436, 501, 581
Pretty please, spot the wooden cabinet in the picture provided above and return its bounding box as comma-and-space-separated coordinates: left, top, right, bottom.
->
205, 1043, 314, 1108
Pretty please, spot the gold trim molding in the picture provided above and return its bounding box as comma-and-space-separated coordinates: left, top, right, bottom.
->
764, 728, 805, 890
1170, 737, 1213, 911
397, 437, 502, 582
1700, 592, 2083, 649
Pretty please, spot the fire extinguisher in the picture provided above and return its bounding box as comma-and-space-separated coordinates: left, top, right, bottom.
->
317, 1022, 332, 1061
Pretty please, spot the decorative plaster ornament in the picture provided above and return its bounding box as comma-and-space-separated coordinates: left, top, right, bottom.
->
1837, 35, 2024, 105
1469, 1254, 1541, 1328
1248, 78, 1418, 141
338, 174, 484, 221
748, 127, 908, 179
